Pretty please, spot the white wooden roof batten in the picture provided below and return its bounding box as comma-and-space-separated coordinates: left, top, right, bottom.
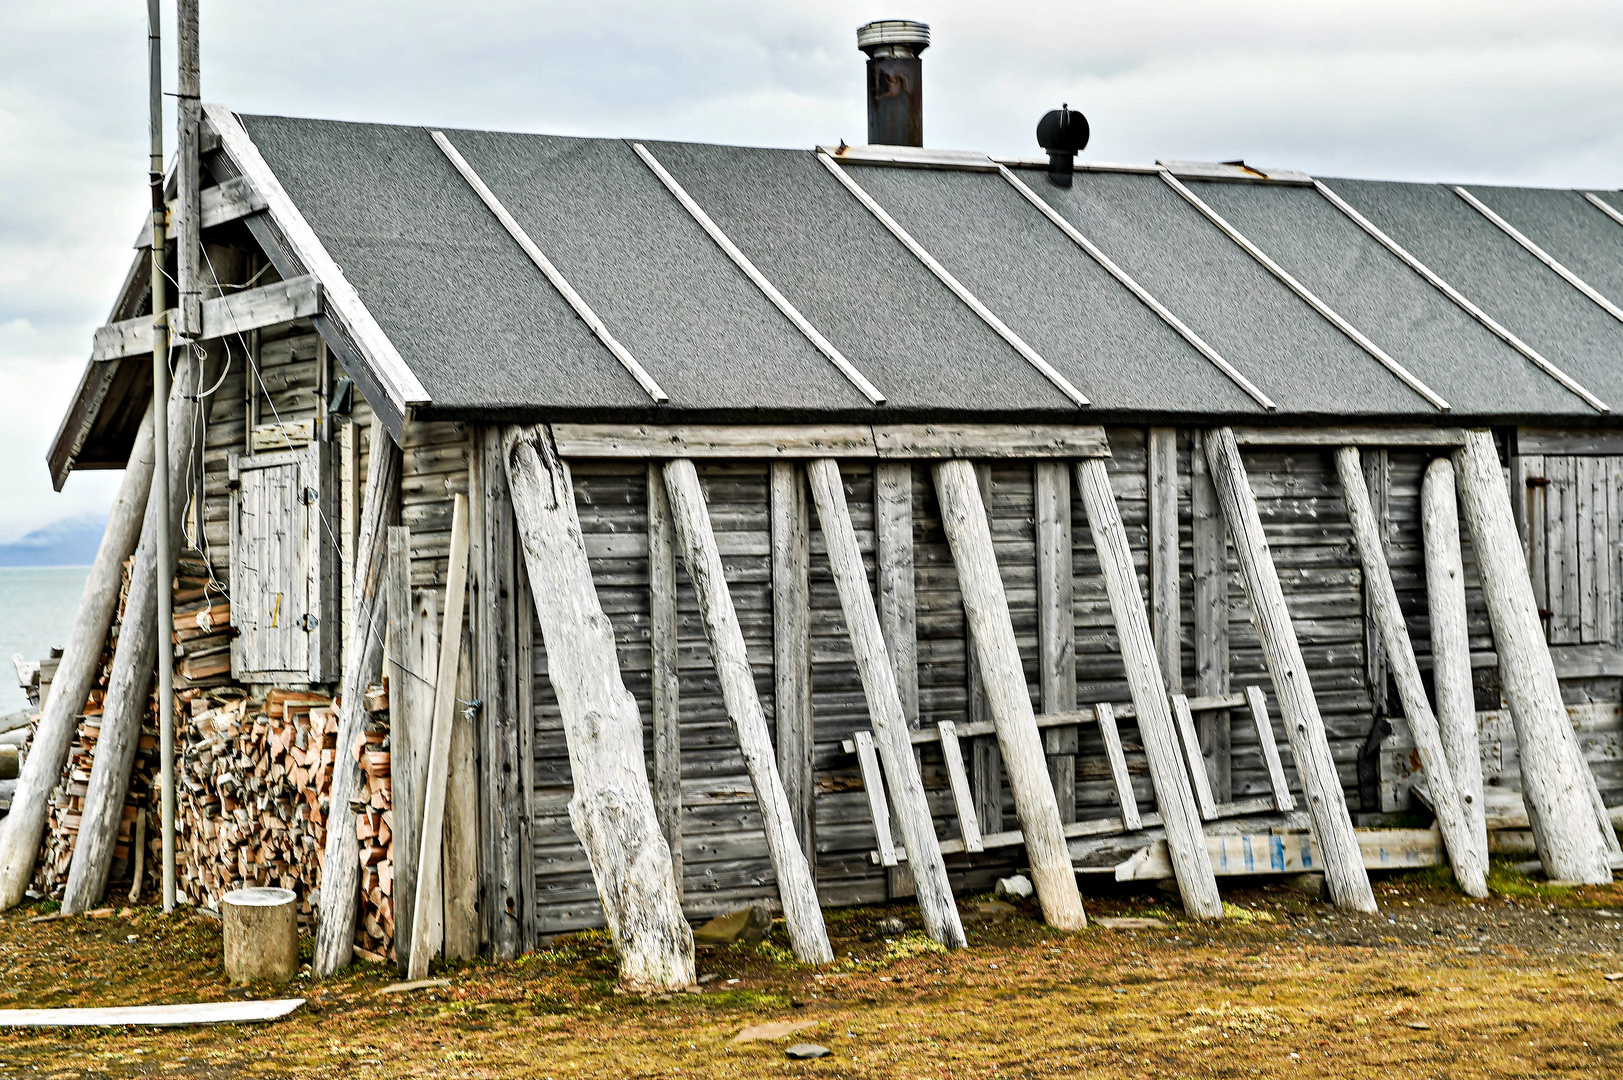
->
816, 151, 1092, 408
204, 104, 430, 418
1314, 180, 1609, 414
430, 130, 670, 404
1581, 192, 1623, 231
1158, 169, 1453, 412
632, 143, 887, 405
1454, 185, 1623, 330
996, 164, 1277, 411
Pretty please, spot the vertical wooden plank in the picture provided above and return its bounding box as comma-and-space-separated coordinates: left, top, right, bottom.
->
1075, 458, 1220, 919
853, 731, 896, 867
966, 463, 1002, 835
1203, 428, 1376, 913
875, 462, 919, 724
1612, 457, 1623, 645
648, 463, 683, 889
1522, 454, 1547, 630
384, 526, 418, 973
1549, 456, 1577, 643
475, 428, 527, 960
1149, 428, 1182, 693
1362, 448, 1390, 717
936, 721, 983, 852
770, 461, 814, 871
1094, 702, 1142, 831
339, 418, 360, 677
442, 627, 480, 961
1244, 686, 1295, 812
873, 461, 918, 898
1170, 694, 1217, 819
1578, 456, 1597, 642
1035, 461, 1077, 823
1190, 439, 1231, 802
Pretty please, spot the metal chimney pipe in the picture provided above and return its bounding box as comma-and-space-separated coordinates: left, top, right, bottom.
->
857, 20, 929, 147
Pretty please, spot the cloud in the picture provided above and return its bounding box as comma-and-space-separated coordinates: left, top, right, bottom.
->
2, 0, 1622, 540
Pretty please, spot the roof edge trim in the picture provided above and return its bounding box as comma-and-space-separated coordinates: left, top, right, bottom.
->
819, 144, 996, 171
1315, 179, 1607, 414
1160, 169, 1452, 412
817, 151, 1091, 409
203, 104, 430, 416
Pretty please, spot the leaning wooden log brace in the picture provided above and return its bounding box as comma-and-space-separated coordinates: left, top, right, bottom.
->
806, 459, 967, 948
313, 418, 402, 976
1202, 428, 1377, 913
1421, 459, 1490, 869
503, 428, 695, 988
1073, 458, 1223, 919
0, 406, 155, 909
662, 458, 834, 964
1337, 447, 1487, 897
932, 459, 1088, 930
60, 349, 218, 914
1453, 431, 1613, 883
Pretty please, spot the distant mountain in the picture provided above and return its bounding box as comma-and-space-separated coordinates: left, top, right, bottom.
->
0, 513, 107, 568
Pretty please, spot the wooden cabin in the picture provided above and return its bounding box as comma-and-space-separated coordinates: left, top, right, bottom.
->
33, 44, 1623, 966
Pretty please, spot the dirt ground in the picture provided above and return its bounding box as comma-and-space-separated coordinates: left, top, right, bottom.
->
2, 862, 1620, 1079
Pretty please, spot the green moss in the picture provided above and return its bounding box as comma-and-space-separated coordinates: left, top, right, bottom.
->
1486, 859, 1575, 900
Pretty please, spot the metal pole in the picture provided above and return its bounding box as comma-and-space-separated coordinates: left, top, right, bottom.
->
149, 0, 175, 913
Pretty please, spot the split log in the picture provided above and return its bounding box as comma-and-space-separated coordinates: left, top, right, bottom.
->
1202, 428, 1377, 913
806, 459, 965, 948
506, 427, 694, 989
1074, 458, 1222, 919
0, 405, 156, 909
314, 418, 402, 976
1337, 448, 1486, 897
932, 459, 1087, 931
61, 348, 218, 914
1453, 431, 1612, 883
407, 494, 470, 980
1421, 459, 1490, 873
663, 457, 833, 963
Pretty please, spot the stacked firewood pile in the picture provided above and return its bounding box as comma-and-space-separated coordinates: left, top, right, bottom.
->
168, 686, 396, 957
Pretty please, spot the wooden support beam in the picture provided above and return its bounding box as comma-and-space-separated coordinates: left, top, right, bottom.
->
1035, 461, 1077, 823
1337, 447, 1487, 897
134, 175, 267, 249
1244, 687, 1295, 812
1095, 703, 1142, 831
60, 349, 218, 915
0, 406, 154, 910
313, 418, 402, 974
1149, 428, 1182, 693
808, 458, 965, 948
934, 459, 1088, 931
936, 722, 983, 852
385, 526, 423, 971
442, 628, 480, 961
407, 496, 471, 980
1362, 450, 1391, 720
550, 423, 1111, 461
504, 427, 694, 989
90, 275, 323, 362
663, 458, 833, 964
1191, 440, 1231, 801
1230, 426, 1468, 448
1422, 459, 1490, 871
1171, 695, 1218, 820
853, 732, 896, 866
1202, 427, 1377, 912
650, 464, 685, 887
1453, 431, 1613, 883
1073, 458, 1221, 919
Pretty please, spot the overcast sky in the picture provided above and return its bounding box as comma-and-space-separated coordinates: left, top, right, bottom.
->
3, 1, 1622, 543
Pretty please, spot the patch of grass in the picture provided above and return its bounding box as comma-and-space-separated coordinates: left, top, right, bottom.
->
1389, 864, 1461, 893
1486, 858, 1576, 900
1221, 902, 1275, 924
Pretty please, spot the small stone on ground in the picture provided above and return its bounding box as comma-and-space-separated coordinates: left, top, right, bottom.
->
732, 1018, 818, 1043
994, 875, 1033, 899
786, 1043, 830, 1060
876, 916, 906, 935
693, 905, 772, 946
1097, 916, 1168, 930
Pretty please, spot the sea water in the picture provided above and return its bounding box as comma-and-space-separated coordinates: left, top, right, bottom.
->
0, 566, 91, 713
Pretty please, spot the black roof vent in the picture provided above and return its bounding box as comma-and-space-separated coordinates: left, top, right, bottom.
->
1037, 105, 1089, 188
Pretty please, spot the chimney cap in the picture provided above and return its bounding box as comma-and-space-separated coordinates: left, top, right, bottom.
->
857, 19, 930, 56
